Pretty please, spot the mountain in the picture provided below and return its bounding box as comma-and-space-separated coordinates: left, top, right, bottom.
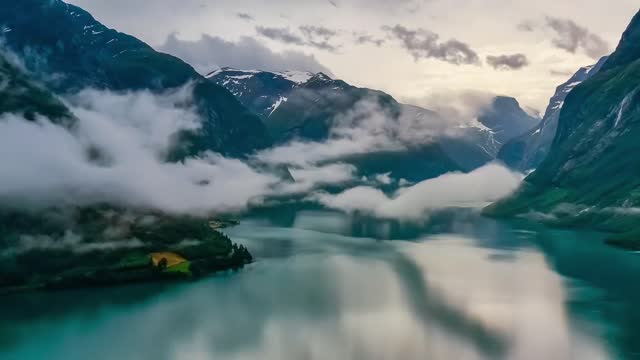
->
498, 57, 608, 171
486, 11, 640, 247
477, 96, 539, 147
205, 68, 315, 121
209, 67, 397, 142
0, 0, 271, 157
208, 68, 536, 180
0, 53, 71, 122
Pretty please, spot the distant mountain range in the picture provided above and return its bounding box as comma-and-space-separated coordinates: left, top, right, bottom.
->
487, 10, 640, 248
208, 67, 539, 180
498, 56, 609, 171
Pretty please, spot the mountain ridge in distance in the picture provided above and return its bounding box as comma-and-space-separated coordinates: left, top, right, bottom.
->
208, 67, 538, 179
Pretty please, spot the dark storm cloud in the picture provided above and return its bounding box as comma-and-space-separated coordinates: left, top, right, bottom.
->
256, 25, 341, 52
383, 25, 480, 65
236, 13, 254, 21
545, 17, 610, 59
486, 54, 529, 70
158, 33, 333, 75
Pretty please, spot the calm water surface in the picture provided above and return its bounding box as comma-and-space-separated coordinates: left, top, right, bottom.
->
1, 208, 640, 360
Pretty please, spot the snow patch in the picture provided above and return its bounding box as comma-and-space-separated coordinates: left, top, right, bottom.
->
562, 81, 582, 93
584, 64, 595, 75
268, 96, 288, 117
274, 70, 314, 84
552, 101, 564, 110
227, 74, 254, 80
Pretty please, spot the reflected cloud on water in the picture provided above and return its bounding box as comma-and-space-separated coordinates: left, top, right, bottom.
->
0, 209, 636, 359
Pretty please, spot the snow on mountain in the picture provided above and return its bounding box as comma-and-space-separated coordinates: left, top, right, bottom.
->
497, 56, 609, 170
273, 70, 314, 84
207, 68, 330, 120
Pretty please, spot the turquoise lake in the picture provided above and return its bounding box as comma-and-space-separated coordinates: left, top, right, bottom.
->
1, 208, 639, 360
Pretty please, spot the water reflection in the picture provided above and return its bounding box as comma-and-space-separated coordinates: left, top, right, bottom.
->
0, 209, 638, 359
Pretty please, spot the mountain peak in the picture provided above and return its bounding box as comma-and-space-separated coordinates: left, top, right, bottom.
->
602, 10, 640, 71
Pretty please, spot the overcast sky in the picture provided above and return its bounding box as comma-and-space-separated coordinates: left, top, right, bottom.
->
68, 0, 638, 112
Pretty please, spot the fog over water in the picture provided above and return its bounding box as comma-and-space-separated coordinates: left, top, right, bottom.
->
2, 209, 640, 360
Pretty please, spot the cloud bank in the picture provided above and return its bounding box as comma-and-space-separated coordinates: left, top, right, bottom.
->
255, 99, 460, 168
1, 85, 384, 215
0, 88, 281, 214
158, 34, 333, 75
311, 163, 524, 219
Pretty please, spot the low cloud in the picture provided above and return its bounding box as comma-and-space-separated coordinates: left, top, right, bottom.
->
158, 34, 333, 75
0, 86, 366, 215
486, 54, 529, 70
284, 163, 357, 193
311, 163, 524, 219
403, 90, 497, 127
383, 25, 480, 65
1, 231, 145, 258
255, 99, 456, 168
0, 89, 278, 214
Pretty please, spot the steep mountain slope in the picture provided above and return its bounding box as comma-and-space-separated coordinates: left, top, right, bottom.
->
0, 0, 271, 157
0, 53, 71, 121
486, 11, 640, 245
498, 57, 608, 170
477, 96, 539, 147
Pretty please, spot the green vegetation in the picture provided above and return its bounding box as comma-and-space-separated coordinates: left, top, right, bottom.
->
0, 53, 71, 121
165, 261, 192, 277
486, 11, 640, 249
0, 207, 251, 294
0, 0, 271, 157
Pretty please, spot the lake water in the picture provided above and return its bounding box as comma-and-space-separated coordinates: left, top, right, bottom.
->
1, 208, 640, 360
